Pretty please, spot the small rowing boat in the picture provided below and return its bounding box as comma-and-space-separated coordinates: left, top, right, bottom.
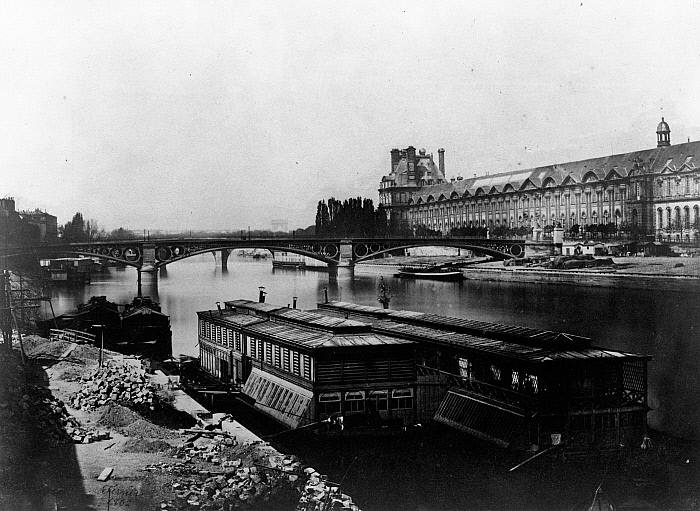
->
395, 265, 465, 281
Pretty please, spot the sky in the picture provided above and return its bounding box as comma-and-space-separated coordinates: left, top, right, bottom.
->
2, 1, 700, 232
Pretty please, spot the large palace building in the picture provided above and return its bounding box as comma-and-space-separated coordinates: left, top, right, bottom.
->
379, 119, 700, 240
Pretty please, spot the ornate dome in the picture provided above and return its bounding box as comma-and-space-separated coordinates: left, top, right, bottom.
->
656, 117, 670, 134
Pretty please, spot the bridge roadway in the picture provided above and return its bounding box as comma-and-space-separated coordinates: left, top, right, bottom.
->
27, 236, 526, 272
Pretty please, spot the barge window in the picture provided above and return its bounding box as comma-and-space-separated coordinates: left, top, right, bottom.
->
235, 332, 241, 352
490, 364, 502, 382
369, 390, 388, 411
458, 358, 474, 380
302, 354, 311, 380
216, 326, 222, 345
572, 414, 592, 431
274, 345, 281, 368
620, 411, 643, 428
206, 322, 212, 340
523, 374, 538, 394
282, 348, 290, 372
344, 391, 365, 413
318, 392, 341, 414
595, 413, 616, 430
391, 388, 414, 410
264, 342, 272, 363
199, 320, 205, 337
292, 352, 300, 376
249, 338, 256, 359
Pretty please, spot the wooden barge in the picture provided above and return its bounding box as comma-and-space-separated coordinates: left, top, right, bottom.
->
197, 299, 650, 452
37, 296, 172, 358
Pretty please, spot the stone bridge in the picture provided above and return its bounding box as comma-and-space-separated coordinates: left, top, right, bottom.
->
29, 236, 526, 272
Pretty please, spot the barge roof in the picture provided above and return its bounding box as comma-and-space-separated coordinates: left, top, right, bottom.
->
245, 321, 414, 349
318, 301, 593, 349
316, 302, 650, 362
197, 309, 266, 327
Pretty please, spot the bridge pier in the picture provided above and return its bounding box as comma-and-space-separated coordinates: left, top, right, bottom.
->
220, 249, 230, 270
137, 266, 159, 299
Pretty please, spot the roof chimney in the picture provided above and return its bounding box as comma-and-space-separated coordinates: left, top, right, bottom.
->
406, 146, 417, 183
391, 148, 401, 173
438, 148, 445, 178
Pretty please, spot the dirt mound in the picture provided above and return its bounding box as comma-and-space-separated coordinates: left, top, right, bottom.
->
121, 437, 175, 454
50, 361, 93, 382
24, 339, 72, 358
95, 403, 140, 429
120, 418, 180, 439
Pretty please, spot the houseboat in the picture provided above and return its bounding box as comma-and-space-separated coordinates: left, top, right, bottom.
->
39, 257, 95, 284
271, 251, 306, 269
197, 299, 650, 452
197, 300, 416, 430
317, 301, 651, 452
36, 295, 172, 358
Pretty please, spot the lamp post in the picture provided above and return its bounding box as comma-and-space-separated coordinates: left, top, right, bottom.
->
94, 324, 104, 367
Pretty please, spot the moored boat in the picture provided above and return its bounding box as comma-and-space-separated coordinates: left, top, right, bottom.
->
395, 264, 464, 281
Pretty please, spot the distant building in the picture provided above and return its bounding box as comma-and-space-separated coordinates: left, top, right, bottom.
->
271, 219, 288, 232
379, 147, 447, 228
19, 209, 58, 242
379, 119, 700, 239
0, 197, 16, 216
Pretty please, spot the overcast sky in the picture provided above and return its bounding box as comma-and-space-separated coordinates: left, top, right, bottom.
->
2, 1, 700, 232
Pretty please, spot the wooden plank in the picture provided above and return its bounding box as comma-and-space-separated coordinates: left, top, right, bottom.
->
97, 467, 114, 481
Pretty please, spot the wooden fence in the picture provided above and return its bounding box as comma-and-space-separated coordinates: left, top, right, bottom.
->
49, 328, 96, 344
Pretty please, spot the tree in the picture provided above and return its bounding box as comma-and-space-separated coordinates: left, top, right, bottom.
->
59, 212, 104, 242
315, 196, 386, 237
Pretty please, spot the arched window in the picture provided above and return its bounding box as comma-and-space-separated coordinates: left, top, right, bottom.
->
391, 388, 413, 410
344, 391, 365, 413
368, 390, 388, 411
657, 209, 663, 229
318, 392, 341, 415
684, 207, 690, 228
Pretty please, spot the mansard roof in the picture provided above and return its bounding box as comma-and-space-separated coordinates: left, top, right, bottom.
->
408, 140, 700, 199
382, 151, 445, 188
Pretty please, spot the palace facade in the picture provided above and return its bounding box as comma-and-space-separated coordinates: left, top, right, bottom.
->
379, 119, 700, 240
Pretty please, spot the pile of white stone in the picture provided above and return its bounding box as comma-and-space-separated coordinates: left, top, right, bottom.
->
297, 467, 360, 511
71, 361, 155, 411
0, 358, 106, 444
148, 432, 361, 510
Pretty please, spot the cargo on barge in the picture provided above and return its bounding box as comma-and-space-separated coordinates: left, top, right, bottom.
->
196, 298, 650, 452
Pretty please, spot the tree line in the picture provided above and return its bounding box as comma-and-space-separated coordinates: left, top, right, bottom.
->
315, 197, 388, 237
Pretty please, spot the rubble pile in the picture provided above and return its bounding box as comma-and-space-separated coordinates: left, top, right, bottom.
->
71, 361, 156, 411
0, 353, 106, 444
297, 467, 361, 511
143, 433, 361, 511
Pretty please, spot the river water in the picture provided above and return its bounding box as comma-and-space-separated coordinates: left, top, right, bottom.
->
42, 254, 700, 509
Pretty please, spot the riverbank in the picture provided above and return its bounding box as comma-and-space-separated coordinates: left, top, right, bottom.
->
357, 256, 700, 292
0, 337, 361, 511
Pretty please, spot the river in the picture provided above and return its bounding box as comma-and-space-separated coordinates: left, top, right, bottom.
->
41, 254, 700, 509
43, 253, 699, 440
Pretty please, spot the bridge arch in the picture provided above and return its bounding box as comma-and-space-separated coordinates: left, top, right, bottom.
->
154, 244, 339, 268
57, 248, 142, 269
352, 240, 523, 262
